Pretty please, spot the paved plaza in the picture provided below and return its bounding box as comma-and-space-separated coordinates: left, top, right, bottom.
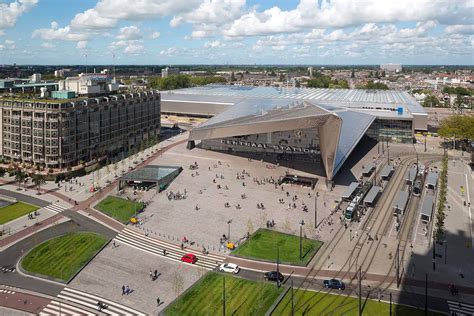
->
114, 141, 350, 255
69, 241, 202, 314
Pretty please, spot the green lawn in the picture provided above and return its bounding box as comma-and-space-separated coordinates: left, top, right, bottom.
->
273, 289, 442, 316
164, 272, 283, 316
0, 202, 39, 225
21, 232, 108, 282
232, 229, 322, 265
95, 196, 144, 224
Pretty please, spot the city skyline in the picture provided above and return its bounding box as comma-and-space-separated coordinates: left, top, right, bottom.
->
0, 0, 473, 65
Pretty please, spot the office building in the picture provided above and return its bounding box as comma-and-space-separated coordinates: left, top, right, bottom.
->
0, 91, 160, 170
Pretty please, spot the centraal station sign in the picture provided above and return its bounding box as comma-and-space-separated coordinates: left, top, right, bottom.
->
220, 139, 319, 154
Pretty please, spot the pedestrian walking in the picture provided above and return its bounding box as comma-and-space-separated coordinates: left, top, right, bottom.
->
121, 285, 125, 295
154, 269, 158, 278
125, 285, 130, 295
163, 249, 167, 256
157, 297, 161, 306
149, 270, 153, 280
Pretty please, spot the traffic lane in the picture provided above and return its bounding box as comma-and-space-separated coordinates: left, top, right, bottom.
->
0, 217, 115, 296
235, 268, 450, 314
0, 289, 50, 314
0, 188, 51, 208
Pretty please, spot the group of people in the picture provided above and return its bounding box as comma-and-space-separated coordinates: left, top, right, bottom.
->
121, 285, 133, 295
27, 211, 39, 220
167, 190, 186, 201
266, 219, 276, 228
448, 284, 459, 296
149, 269, 160, 281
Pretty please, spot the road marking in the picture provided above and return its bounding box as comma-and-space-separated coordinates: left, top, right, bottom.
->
465, 173, 472, 253
412, 209, 422, 244
447, 300, 474, 315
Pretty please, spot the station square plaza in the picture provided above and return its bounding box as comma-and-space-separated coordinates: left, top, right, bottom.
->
5, 85, 472, 315
131, 85, 429, 249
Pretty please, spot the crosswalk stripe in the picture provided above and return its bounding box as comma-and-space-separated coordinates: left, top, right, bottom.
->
115, 233, 220, 270
41, 204, 68, 214
123, 228, 226, 261
40, 301, 95, 316
49, 301, 96, 315
115, 235, 215, 270
62, 287, 147, 315
447, 300, 474, 315
57, 287, 147, 316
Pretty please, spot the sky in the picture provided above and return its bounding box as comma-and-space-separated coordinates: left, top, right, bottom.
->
0, 0, 473, 65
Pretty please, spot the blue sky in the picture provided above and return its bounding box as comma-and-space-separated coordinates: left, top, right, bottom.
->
0, 0, 473, 65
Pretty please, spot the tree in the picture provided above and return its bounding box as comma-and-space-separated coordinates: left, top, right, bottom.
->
0, 168, 5, 177
230, 71, 236, 82
32, 174, 46, 194
423, 95, 440, 107
358, 81, 389, 90
438, 115, 474, 140
14, 170, 26, 190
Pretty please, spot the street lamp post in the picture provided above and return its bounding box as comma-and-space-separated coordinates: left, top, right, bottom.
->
314, 193, 317, 229
424, 133, 427, 152
299, 220, 305, 260
227, 219, 232, 241
276, 246, 280, 288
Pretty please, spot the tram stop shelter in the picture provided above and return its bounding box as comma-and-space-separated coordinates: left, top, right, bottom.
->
426, 172, 439, 190
363, 186, 381, 207
393, 190, 409, 215
380, 165, 394, 181
420, 194, 435, 222
118, 165, 183, 191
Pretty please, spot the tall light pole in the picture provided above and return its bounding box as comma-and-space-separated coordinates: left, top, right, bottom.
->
227, 219, 232, 241
424, 133, 427, 152
314, 193, 317, 228
276, 246, 280, 288
299, 220, 305, 260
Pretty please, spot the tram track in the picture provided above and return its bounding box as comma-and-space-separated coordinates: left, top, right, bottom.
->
286, 153, 443, 314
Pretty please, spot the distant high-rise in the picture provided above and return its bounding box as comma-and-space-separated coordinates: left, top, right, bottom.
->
161, 67, 180, 78
380, 63, 402, 73
308, 67, 314, 77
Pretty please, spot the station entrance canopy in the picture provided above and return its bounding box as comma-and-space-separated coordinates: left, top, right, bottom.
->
188, 99, 375, 180
118, 165, 183, 191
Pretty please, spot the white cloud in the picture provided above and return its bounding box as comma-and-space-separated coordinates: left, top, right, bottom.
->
0, 0, 38, 31
116, 26, 142, 40
445, 24, 474, 35
223, 0, 473, 37
204, 40, 224, 48
110, 39, 144, 54
159, 46, 187, 56
150, 31, 161, 39
32, 21, 89, 41
70, 9, 117, 30
76, 41, 87, 49
40, 42, 56, 49
2, 39, 16, 49
70, 0, 201, 31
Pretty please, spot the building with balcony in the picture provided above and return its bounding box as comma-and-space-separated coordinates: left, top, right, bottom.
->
0, 91, 160, 169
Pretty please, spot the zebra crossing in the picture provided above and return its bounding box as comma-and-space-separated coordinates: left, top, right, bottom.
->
40, 287, 147, 316
0, 265, 15, 273
0, 289, 15, 294
42, 204, 69, 214
114, 228, 225, 270
39, 300, 96, 316
448, 300, 474, 316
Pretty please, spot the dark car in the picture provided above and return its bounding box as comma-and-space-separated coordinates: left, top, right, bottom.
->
323, 279, 345, 290
264, 271, 284, 282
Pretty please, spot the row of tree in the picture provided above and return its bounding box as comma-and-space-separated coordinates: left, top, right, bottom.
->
434, 154, 448, 242
0, 168, 46, 192
306, 73, 349, 89
149, 75, 227, 90
356, 81, 389, 90
442, 86, 473, 96
438, 114, 474, 140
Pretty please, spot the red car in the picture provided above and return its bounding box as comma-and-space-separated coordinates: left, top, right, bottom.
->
181, 253, 198, 264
